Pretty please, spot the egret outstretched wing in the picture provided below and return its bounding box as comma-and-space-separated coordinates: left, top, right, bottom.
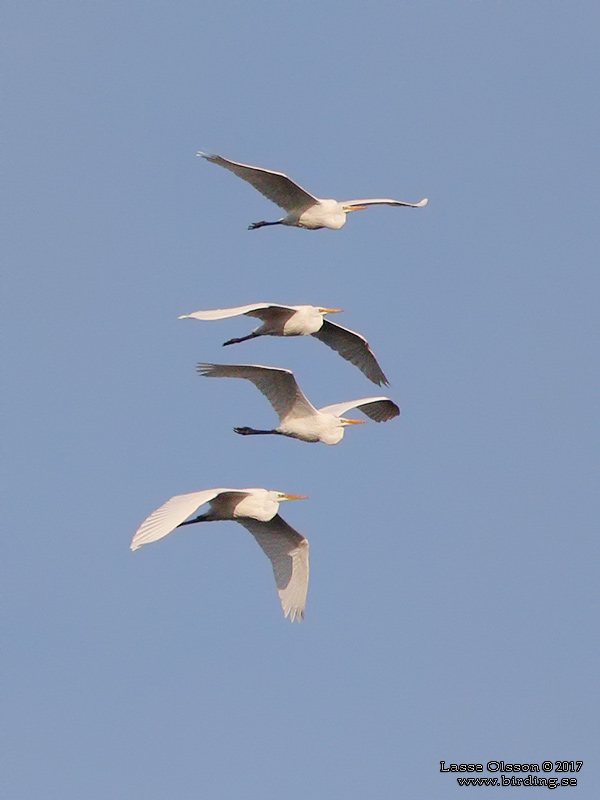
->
198, 152, 427, 230
197, 363, 317, 421
199, 153, 317, 214
243, 306, 298, 325
239, 514, 309, 622
179, 302, 297, 323
342, 197, 428, 209
318, 397, 400, 422
312, 319, 389, 386
130, 488, 229, 551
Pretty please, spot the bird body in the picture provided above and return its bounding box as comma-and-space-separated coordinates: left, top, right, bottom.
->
276, 409, 364, 446
199, 152, 428, 230
179, 302, 389, 385
288, 198, 347, 231
131, 488, 309, 622
180, 303, 338, 337
196, 363, 400, 445
265, 304, 336, 336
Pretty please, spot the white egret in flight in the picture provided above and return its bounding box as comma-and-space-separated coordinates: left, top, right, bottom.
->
131, 488, 309, 622
198, 152, 428, 230
196, 363, 400, 445
179, 303, 389, 386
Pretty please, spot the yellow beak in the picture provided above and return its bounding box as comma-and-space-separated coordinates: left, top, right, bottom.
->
283, 494, 308, 500
344, 419, 367, 425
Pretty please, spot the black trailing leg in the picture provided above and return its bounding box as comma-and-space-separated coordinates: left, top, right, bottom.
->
222, 332, 260, 347
248, 220, 282, 230
177, 513, 210, 528
234, 426, 279, 436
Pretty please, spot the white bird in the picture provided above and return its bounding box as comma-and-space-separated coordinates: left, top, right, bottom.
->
196, 363, 400, 445
131, 488, 309, 622
198, 152, 428, 230
179, 303, 389, 386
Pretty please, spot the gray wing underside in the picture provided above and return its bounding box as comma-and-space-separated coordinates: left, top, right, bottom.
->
244, 306, 297, 325
197, 363, 317, 420
179, 303, 296, 322
130, 488, 231, 551
238, 515, 309, 622
201, 153, 318, 214
318, 396, 400, 422
311, 320, 389, 386
341, 197, 428, 209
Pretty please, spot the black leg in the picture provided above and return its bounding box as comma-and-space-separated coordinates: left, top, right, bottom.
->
223, 332, 259, 347
177, 514, 209, 527
248, 220, 281, 230
234, 426, 276, 436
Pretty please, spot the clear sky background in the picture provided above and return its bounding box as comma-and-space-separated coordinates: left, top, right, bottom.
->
4, 2, 599, 798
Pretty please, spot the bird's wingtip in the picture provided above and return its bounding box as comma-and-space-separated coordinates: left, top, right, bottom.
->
196, 150, 215, 160
285, 607, 305, 622
416, 198, 428, 207
178, 314, 191, 320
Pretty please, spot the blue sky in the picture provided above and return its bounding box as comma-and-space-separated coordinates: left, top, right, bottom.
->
4, 2, 599, 797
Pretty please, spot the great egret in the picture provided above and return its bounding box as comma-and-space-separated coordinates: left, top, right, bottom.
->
196, 363, 400, 445
198, 152, 428, 230
179, 303, 389, 386
131, 488, 309, 622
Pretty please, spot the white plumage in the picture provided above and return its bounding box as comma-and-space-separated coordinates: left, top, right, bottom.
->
131, 488, 309, 622
196, 363, 400, 445
179, 302, 389, 385
198, 152, 428, 230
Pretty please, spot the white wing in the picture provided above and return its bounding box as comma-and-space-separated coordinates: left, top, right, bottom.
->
238, 515, 309, 622
318, 397, 400, 422
199, 153, 318, 214
197, 363, 317, 421
342, 197, 428, 209
311, 319, 388, 386
130, 488, 230, 551
178, 302, 296, 322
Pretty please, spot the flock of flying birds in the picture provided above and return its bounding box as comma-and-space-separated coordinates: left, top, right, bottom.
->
130, 153, 428, 621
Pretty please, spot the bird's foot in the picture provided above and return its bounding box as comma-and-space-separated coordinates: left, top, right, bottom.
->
234, 426, 253, 435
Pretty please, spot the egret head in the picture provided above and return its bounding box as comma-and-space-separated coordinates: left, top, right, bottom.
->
318, 307, 343, 315
276, 492, 308, 503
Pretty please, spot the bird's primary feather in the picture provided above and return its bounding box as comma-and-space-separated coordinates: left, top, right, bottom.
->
311, 319, 389, 386
318, 397, 400, 422
238, 515, 309, 622
200, 153, 317, 214
197, 363, 317, 421
130, 488, 230, 550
